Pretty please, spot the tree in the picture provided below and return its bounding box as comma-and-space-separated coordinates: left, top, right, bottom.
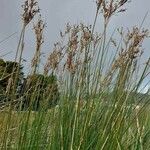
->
0, 59, 24, 107
0, 59, 59, 110
20, 73, 59, 111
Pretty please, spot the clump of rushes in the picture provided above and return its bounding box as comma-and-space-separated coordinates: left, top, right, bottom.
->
17, 0, 40, 63
1, 0, 150, 149
12, 0, 40, 94
101, 27, 149, 89
45, 23, 97, 99
1, 1, 40, 149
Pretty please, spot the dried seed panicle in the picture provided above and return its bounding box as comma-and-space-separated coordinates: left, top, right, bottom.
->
101, 26, 149, 87
44, 43, 63, 74
31, 16, 46, 71
96, 0, 129, 22
96, 0, 103, 10
22, 0, 40, 26
33, 15, 46, 46
115, 27, 149, 68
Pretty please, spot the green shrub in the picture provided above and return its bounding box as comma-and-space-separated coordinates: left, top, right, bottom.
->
20, 74, 59, 111
0, 59, 24, 107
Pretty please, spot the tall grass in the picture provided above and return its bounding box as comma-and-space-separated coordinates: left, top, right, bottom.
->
0, 0, 150, 149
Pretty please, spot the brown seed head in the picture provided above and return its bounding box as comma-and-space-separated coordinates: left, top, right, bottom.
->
22, 0, 40, 26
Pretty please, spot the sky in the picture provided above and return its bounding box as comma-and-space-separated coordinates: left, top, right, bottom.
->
0, 0, 150, 58
0, 0, 150, 92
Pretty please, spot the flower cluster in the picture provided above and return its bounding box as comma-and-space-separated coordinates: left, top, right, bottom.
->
22, 0, 40, 26
96, 0, 129, 22
44, 43, 63, 74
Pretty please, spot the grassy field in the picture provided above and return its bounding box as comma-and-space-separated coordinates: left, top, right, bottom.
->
0, 0, 150, 149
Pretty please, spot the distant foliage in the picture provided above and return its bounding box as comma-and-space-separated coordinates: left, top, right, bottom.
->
20, 73, 59, 111
0, 59, 23, 92
0, 59, 59, 110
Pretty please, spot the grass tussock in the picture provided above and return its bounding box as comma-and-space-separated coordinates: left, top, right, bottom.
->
0, 0, 150, 149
